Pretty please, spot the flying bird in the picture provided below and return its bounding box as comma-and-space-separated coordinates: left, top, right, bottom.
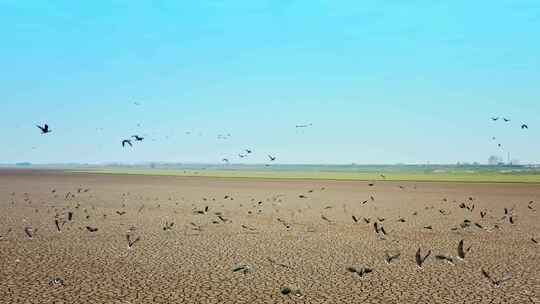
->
503, 118, 510, 122
346, 266, 373, 277
268, 155, 276, 161
481, 269, 511, 287
435, 254, 455, 265
126, 234, 140, 248
245, 149, 252, 154
415, 248, 431, 268
24, 227, 34, 239
122, 140, 132, 147
491, 117, 499, 121
131, 135, 144, 141
85, 226, 98, 232
457, 239, 471, 260
36, 124, 51, 134
384, 252, 400, 264
54, 219, 61, 232
232, 265, 251, 274
48, 277, 65, 287
521, 124, 528, 129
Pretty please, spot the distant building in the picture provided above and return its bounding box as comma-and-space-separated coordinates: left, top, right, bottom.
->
488, 155, 502, 165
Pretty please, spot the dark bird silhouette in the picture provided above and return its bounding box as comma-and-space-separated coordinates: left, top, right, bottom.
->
480, 211, 486, 218
122, 139, 132, 147
374, 222, 387, 235
321, 215, 332, 223
384, 252, 400, 264
491, 117, 499, 121
363, 217, 371, 224
268, 155, 276, 161
131, 135, 144, 141
415, 248, 431, 268
54, 219, 61, 232
352, 215, 359, 223
163, 221, 174, 231
241, 224, 257, 231
346, 266, 373, 277
245, 149, 252, 154
503, 118, 510, 122
435, 254, 454, 264
24, 227, 33, 239
481, 269, 511, 287
36, 124, 51, 134
457, 239, 471, 260
222, 158, 229, 163
85, 226, 98, 232
521, 124, 528, 129
48, 277, 65, 286
374, 222, 380, 234
232, 265, 251, 274
238, 154, 246, 158
531, 238, 538, 244
509, 216, 515, 224
127, 234, 140, 248
116, 211, 126, 216
67, 211, 73, 221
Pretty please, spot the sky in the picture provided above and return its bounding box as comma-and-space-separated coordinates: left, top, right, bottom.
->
1, 0, 539, 164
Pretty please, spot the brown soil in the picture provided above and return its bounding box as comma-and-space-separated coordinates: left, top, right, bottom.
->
0, 169, 539, 303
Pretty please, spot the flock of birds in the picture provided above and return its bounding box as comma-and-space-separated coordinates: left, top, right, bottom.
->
5, 181, 537, 299
25, 114, 536, 300
489, 116, 529, 150
36, 117, 292, 164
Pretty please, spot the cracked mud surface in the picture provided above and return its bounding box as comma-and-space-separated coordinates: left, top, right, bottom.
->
0, 170, 539, 303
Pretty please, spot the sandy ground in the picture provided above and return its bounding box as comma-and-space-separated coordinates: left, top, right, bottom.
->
0, 169, 539, 304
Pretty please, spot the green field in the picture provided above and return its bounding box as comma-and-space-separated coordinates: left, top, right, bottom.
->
72, 164, 540, 184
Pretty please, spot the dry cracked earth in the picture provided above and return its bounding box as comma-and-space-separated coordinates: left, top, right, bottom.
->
0, 169, 539, 303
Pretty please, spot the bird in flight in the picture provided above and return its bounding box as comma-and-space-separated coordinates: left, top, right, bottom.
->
132, 135, 144, 141
222, 158, 229, 163
503, 118, 511, 122
85, 226, 98, 232
122, 139, 132, 147
481, 269, 511, 287
36, 124, 51, 134
384, 252, 400, 264
415, 248, 431, 268
245, 149, 252, 154
521, 124, 528, 129
238, 154, 246, 158
457, 239, 471, 260
491, 117, 499, 121
268, 155, 276, 161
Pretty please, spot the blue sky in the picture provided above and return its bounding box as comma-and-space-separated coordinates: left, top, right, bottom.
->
1, 0, 539, 164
